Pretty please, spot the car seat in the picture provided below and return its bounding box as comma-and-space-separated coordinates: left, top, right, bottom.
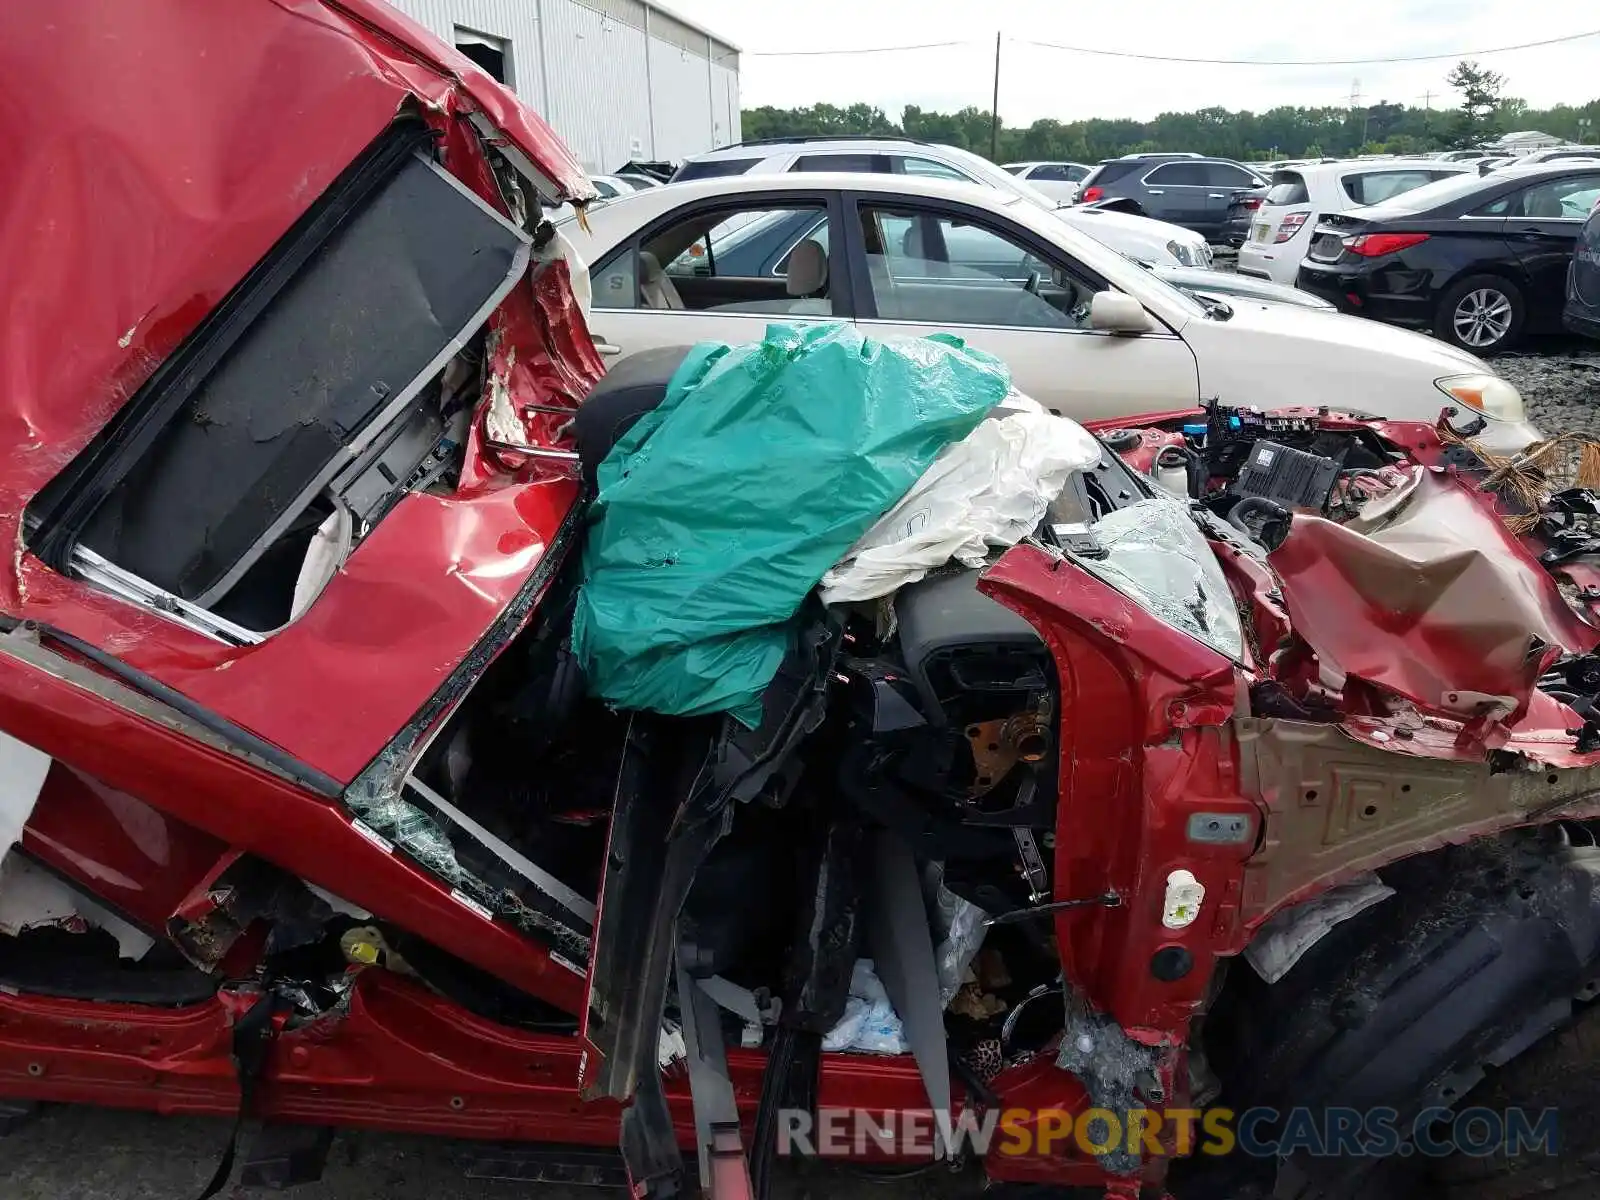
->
638, 251, 684, 310
573, 345, 694, 490
784, 239, 831, 315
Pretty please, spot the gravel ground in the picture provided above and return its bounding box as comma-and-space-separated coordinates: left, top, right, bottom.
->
2, 336, 1596, 1200
1494, 338, 1600, 432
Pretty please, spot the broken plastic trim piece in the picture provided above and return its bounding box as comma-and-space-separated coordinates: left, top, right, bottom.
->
465, 113, 569, 208
485, 439, 581, 464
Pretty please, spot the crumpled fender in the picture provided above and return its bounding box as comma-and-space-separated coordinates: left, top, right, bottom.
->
1268, 470, 1598, 724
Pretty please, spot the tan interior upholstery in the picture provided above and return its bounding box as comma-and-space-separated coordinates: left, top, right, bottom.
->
638, 250, 684, 310
784, 239, 830, 315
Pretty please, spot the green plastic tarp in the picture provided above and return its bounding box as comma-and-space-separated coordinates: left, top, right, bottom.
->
571, 322, 1010, 724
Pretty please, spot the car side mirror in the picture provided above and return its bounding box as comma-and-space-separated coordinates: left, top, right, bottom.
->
1089, 291, 1154, 334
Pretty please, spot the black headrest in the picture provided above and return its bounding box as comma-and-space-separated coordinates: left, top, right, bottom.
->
573, 345, 696, 491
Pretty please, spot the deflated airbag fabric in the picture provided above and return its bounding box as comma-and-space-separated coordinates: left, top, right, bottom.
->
572, 323, 1010, 723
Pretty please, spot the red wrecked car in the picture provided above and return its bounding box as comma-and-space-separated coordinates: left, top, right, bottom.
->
8, 5, 1600, 1200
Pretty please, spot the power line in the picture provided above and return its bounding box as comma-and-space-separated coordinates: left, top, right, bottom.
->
1015, 28, 1600, 66
738, 27, 1600, 65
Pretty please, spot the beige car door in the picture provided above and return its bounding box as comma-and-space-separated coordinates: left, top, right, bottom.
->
585, 194, 846, 361
846, 195, 1198, 422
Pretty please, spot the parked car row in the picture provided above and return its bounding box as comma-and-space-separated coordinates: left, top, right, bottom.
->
1001, 159, 1092, 202
1295, 161, 1600, 352
559, 170, 1536, 450
670, 137, 1217, 268
638, 137, 1600, 352
1238, 159, 1474, 285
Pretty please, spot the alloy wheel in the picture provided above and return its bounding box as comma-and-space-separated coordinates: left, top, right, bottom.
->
1452, 287, 1514, 348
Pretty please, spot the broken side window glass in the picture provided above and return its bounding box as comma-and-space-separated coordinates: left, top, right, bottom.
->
1065, 492, 1245, 662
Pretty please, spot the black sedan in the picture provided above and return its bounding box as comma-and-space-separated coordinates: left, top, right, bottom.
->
1296, 162, 1600, 353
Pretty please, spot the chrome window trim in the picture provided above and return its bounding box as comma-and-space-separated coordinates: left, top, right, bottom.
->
73, 546, 264, 646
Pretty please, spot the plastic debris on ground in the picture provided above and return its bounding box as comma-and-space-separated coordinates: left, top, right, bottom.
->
822, 958, 909, 1055
822, 392, 1103, 604
572, 322, 1009, 725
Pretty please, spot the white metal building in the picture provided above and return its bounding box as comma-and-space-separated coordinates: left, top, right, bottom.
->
389, 0, 740, 173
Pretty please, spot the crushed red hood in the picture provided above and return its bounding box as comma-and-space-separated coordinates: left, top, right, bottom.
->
0, 0, 594, 609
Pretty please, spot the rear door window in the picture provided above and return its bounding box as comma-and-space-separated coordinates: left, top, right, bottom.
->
1341, 170, 1441, 205
1519, 176, 1600, 219
792, 153, 889, 173
1203, 163, 1260, 188
896, 156, 973, 182
1478, 175, 1600, 219
595, 202, 836, 316
1265, 172, 1309, 206
672, 157, 760, 181
1146, 163, 1209, 186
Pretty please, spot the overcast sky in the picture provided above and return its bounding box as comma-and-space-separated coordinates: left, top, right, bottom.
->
667, 0, 1598, 123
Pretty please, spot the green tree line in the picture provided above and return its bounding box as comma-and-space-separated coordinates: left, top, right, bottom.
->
740, 66, 1599, 164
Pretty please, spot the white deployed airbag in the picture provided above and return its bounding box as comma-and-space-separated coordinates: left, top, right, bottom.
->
821, 394, 1103, 604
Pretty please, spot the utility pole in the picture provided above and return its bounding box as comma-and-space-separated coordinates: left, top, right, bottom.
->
1420, 89, 1434, 137
990, 32, 1002, 161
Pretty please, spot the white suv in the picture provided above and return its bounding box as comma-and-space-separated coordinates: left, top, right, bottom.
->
673, 138, 1214, 269
1238, 159, 1469, 285
1002, 161, 1093, 203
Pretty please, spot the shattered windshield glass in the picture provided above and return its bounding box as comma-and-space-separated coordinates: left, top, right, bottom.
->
1066, 491, 1244, 661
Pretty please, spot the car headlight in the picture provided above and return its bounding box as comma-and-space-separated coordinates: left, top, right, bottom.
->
1166, 239, 1193, 266
1434, 373, 1526, 424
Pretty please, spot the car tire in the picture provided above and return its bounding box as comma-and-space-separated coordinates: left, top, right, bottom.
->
1183, 835, 1600, 1200
1422, 1001, 1600, 1199
1434, 274, 1526, 355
